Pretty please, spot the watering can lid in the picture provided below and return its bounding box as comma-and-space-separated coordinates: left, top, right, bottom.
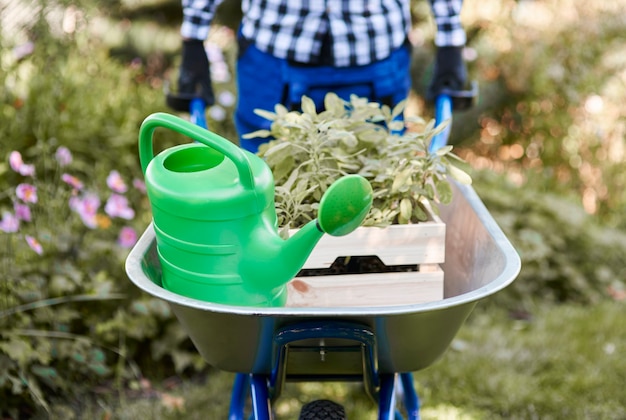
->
146, 144, 275, 220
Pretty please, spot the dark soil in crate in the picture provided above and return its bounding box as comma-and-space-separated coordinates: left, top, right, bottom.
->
297, 255, 418, 277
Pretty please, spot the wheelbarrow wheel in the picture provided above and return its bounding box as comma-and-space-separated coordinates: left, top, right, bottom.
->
298, 399, 345, 420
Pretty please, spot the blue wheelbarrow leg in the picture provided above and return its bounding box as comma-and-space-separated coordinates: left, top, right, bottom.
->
250, 374, 272, 420
378, 373, 420, 420
229, 373, 248, 420
400, 373, 420, 420
229, 373, 272, 420
378, 373, 398, 420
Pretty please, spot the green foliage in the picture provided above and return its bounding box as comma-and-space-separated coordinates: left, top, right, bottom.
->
473, 170, 626, 306
0, 14, 204, 417
253, 93, 471, 229
418, 301, 626, 419
463, 0, 626, 227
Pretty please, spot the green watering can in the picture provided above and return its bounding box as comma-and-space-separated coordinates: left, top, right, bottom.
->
139, 113, 373, 307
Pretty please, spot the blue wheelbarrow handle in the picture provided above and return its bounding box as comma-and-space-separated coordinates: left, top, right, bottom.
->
428, 81, 479, 153
165, 86, 208, 129
189, 98, 208, 129
428, 94, 453, 154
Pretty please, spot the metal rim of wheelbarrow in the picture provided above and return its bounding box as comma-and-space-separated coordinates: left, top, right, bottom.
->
125, 181, 521, 318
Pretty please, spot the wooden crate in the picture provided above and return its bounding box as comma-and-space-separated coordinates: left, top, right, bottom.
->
286, 217, 446, 308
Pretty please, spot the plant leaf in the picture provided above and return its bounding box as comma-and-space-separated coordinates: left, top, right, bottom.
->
389, 120, 405, 133
391, 100, 406, 119
242, 129, 272, 139
436, 179, 453, 204
301, 95, 317, 116
448, 165, 473, 185
435, 145, 454, 156
262, 141, 291, 156
253, 109, 278, 121
392, 169, 412, 193
400, 198, 412, 221
275, 103, 289, 116
414, 203, 428, 221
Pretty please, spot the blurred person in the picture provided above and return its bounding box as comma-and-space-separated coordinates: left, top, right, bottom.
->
177, 0, 467, 152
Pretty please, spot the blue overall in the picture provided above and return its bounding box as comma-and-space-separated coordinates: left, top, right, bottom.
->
235, 40, 411, 153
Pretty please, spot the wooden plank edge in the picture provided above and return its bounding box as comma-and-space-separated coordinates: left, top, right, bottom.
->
286, 267, 444, 308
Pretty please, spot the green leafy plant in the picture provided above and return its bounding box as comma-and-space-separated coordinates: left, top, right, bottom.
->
473, 170, 626, 306
0, 13, 204, 417
250, 93, 472, 230
0, 144, 139, 413
462, 0, 626, 227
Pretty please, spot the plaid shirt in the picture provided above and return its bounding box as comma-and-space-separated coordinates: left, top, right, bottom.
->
181, 0, 465, 67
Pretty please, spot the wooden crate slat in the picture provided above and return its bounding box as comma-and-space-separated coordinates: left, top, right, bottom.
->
286, 207, 446, 307
286, 267, 444, 307
291, 222, 446, 269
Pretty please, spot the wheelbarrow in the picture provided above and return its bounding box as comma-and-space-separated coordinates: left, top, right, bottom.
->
125, 92, 520, 419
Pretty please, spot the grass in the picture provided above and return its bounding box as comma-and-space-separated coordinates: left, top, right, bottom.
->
69, 299, 625, 419
419, 300, 626, 419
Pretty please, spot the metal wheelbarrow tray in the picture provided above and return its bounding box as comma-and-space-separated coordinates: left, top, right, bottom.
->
125, 181, 520, 375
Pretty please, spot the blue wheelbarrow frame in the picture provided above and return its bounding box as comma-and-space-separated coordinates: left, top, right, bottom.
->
132, 84, 515, 420
228, 321, 420, 420
226, 88, 479, 420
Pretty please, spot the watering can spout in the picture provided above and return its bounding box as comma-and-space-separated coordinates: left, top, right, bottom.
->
240, 174, 374, 293
240, 220, 324, 293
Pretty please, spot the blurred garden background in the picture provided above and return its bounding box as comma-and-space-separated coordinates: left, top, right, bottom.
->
1, 0, 625, 418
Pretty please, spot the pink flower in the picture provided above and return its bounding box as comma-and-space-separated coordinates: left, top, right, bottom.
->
9, 151, 35, 176
19, 164, 35, 176
117, 226, 137, 248
104, 194, 135, 220
205, 43, 224, 62
218, 90, 235, 107
69, 193, 100, 229
9, 151, 23, 172
107, 170, 127, 193
14, 203, 31, 222
13, 41, 34, 60
61, 173, 84, 190
16, 183, 38, 203
55, 146, 73, 167
0, 211, 20, 233
25, 235, 43, 255
132, 178, 146, 194
209, 105, 226, 122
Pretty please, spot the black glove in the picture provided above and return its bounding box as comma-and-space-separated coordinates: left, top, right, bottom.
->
427, 46, 467, 100
178, 39, 215, 106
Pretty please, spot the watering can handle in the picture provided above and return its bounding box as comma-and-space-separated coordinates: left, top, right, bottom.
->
138, 112, 256, 191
